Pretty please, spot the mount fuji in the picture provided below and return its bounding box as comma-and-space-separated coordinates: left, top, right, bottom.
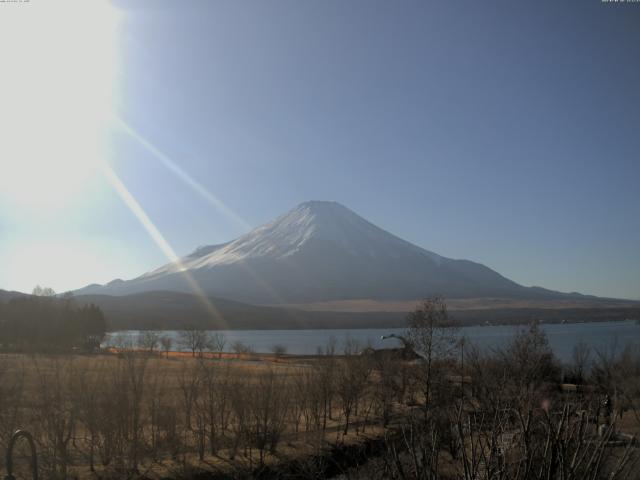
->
75, 201, 577, 304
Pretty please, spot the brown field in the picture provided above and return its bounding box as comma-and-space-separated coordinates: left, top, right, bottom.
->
1, 328, 639, 480
279, 297, 640, 313
0, 350, 394, 480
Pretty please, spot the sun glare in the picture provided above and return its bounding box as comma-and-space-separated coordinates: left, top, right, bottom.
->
0, 1, 119, 213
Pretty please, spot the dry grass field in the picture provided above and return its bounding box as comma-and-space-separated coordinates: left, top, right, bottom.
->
1, 313, 639, 480
281, 297, 640, 313
0, 350, 395, 480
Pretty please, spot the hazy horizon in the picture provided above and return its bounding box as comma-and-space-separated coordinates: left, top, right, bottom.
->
1, 0, 639, 300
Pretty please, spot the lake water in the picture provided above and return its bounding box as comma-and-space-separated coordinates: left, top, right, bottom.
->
106, 320, 640, 362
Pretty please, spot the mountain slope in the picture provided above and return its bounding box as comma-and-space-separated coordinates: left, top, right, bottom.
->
0, 289, 29, 302
75, 201, 577, 303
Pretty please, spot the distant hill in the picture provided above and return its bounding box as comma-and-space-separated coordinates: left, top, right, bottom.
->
75, 201, 591, 304
2, 289, 636, 330
72, 290, 640, 331
74, 290, 406, 330
0, 289, 28, 302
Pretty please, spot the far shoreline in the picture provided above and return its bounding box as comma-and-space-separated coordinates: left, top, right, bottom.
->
103, 306, 640, 331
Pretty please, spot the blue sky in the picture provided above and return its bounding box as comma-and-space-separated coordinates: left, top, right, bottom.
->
0, 0, 638, 299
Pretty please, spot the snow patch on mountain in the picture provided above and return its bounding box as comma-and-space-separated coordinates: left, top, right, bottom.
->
142, 201, 444, 280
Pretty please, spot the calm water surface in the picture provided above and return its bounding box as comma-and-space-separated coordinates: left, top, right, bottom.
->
107, 320, 640, 362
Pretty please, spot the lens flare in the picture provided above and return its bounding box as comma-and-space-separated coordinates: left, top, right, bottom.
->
113, 116, 251, 231
102, 165, 227, 327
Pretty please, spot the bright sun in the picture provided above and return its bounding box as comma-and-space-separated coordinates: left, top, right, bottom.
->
0, 1, 119, 213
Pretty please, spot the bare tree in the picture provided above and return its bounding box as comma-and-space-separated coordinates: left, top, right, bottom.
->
315, 341, 337, 432
137, 330, 160, 354
32, 358, 76, 478
406, 297, 458, 409
248, 368, 290, 465
123, 354, 148, 472
373, 351, 403, 426
179, 327, 211, 357
229, 378, 250, 461
271, 344, 287, 359
111, 332, 134, 351
592, 343, 640, 423
177, 362, 201, 432
500, 322, 560, 411
197, 362, 221, 455
74, 361, 106, 472
336, 346, 371, 435
210, 332, 226, 359
566, 340, 592, 384
160, 335, 173, 358
32, 285, 56, 296
145, 365, 167, 462
232, 340, 252, 359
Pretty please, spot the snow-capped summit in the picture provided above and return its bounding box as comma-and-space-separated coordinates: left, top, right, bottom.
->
137, 201, 443, 280
247, 200, 443, 262
75, 201, 565, 303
